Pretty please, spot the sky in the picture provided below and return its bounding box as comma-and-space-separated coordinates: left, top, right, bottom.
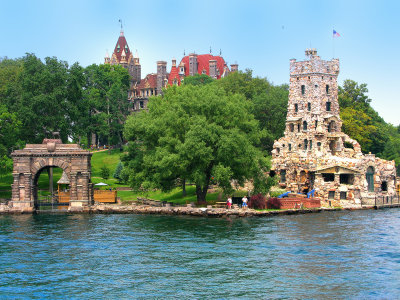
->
1, 0, 400, 125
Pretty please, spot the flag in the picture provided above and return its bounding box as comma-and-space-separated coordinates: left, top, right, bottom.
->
333, 30, 341, 38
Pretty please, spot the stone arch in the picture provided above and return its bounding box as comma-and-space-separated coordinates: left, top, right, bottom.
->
11, 140, 92, 211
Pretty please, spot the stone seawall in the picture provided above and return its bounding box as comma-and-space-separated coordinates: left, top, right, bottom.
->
0, 202, 357, 217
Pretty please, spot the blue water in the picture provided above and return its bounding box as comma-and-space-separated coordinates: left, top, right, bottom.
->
0, 209, 400, 299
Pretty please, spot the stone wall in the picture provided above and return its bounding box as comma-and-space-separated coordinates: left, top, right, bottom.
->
272, 49, 396, 207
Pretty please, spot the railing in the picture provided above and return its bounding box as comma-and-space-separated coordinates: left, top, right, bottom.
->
374, 195, 400, 208
94, 190, 117, 203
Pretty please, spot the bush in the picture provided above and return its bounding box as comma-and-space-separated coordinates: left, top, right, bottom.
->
113, 161, 123, 182
266, 197, 281, 209
248, 193, 266, 209
100, 165, 110, 179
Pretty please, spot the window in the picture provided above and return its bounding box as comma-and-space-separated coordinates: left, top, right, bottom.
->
309, 140, 312, 150
304, 139, 308, 150
381, 181, 388, 192
297, 77, 299, 81
340, 192, 347, 200
303, 121, 308, 131
326, 85, 330, 94
295, 103, 298, 112
322, 173, 335, 182
307, 102, 311, 111
297, 124, 300, 132
139, 101, 144, 109
288, 144, 292, 151
289, 124, 294, 132
315, 120, 318, 128
340, 174, 354, 185
326, 102, 331, 111
328, 121, 336, 133
366, 167, 374, 192
314, 84, 318, 88
280, 170, 286, 183
328, 191, 335, 199
317, 142, 321, 151
301, 85, 305, 95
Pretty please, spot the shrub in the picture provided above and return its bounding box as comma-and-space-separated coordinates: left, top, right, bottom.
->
266, 197, 281, 209
248, 193, 266, 209
113, 161, 123, 182
100, 165, 110, 179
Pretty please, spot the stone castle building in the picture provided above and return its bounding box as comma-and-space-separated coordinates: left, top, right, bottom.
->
271, 49, 396, 207
105, 30, 237, 112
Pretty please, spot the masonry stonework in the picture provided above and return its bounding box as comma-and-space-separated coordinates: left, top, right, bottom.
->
10, 139, 93, 212
272, 49, 397, 207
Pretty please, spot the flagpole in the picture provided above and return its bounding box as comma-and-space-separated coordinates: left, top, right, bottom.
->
332, 29, 335, 58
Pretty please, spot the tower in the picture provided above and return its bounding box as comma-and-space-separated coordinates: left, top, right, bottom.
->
272, 49, 396, 207
156, 61, 167, 95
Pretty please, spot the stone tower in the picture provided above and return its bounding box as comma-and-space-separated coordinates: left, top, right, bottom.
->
272, 49, 396, 207
156, 61, 167, 95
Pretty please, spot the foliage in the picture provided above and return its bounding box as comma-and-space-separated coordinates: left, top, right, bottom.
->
0, 104, 21, 156
113, 161, 124, 182
0, 155, 13, 178
183, 74, 214, 86
217, 70, 288, 151
123, 83, 272, 203
83, 64, 130, 146
248, 193, 266, 209
100, 165, 110, 180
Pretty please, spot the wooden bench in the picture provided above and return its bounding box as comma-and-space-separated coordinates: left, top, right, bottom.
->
214, 201, 227, 208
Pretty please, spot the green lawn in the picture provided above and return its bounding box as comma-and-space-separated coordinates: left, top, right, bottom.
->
0, 149, 242, 205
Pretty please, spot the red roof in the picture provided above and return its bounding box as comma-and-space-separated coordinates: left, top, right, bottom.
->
137, 74, 157, 90
168, 66, 181, 86
113, 31, 131, 63
180, 54, 226, 79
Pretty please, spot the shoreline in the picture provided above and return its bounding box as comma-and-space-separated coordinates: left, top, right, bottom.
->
0, 203, 398, 217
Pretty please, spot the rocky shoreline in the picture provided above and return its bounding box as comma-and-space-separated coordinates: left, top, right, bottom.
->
0, 202, 371, 217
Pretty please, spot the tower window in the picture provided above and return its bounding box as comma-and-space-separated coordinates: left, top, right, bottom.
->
326, 102, 331, 111
307, 102, 311, 111
297, 124, 300, 132
303, 121, 308, 131
301, 85, 305, 95
295, 103, 298, 112
309, 140, 312, 150
288, 144, 292, 151
289, 123, 294, 132
326, 85, 330, 94
304, 139, 308, 150
315, 120, 318, 128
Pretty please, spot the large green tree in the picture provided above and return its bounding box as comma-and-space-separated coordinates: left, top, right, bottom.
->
123, 83, 272, 203
84, 64, 130, 147
217, 70, 288, 151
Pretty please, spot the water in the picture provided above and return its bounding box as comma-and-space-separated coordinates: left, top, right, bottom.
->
0, 209, 400, 299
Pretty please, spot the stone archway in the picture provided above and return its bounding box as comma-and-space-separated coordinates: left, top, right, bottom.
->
10, 139, 93, 211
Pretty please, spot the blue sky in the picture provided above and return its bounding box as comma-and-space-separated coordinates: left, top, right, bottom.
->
1, 0, 399, 125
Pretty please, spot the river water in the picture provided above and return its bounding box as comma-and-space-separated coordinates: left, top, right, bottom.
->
0, 209, 399, 299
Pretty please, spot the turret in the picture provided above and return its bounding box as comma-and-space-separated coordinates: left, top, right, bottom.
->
157, 61, 167, 95
188, 53, 198, 76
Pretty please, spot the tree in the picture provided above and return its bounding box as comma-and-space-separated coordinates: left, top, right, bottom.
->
100, 165, 110, 180
339, 79, 389, 154
0, 104, 21, 156
123, 83, 272, 204
83, 64, 130, 147
113, 161, 123, 183
217, 70, 288, 151
183, 74, 214, 86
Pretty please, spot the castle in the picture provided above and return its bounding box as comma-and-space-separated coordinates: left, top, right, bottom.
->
271, 49, 397, 207
104, 29, 238, 112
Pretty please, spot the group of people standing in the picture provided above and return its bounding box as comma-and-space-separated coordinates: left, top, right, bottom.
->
226, 196, 248, 209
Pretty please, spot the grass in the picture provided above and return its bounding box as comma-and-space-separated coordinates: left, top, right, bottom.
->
0, 148, 240, 205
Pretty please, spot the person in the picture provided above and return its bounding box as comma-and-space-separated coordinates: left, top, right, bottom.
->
242, 196, 248, 208
227, 197, 232, 209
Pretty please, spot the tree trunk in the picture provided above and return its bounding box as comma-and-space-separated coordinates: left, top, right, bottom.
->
195, 171, 211, 204
182, 179, 186, 197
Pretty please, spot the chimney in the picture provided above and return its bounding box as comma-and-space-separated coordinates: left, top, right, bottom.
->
188, 53, 198, 76
209, 60, 217, 79
172, 58, 176, 67
157, 61, 167, 95
230, 64, 238, 72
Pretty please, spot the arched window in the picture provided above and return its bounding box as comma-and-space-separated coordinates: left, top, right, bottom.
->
303, 121, 308, 131
328, 121, 336, 133
366, 167, 374, 192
